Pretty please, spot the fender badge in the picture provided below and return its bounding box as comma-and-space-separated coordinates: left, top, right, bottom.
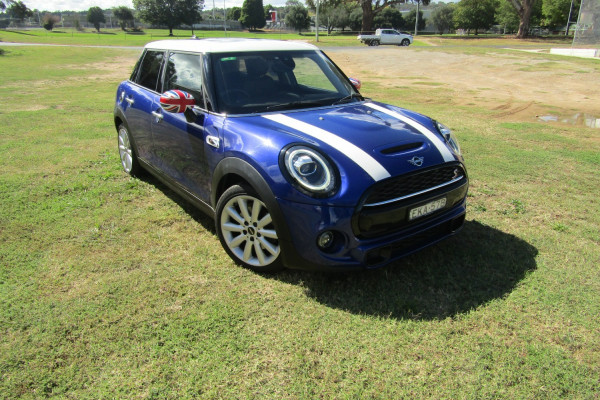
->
408, 156, 424, 167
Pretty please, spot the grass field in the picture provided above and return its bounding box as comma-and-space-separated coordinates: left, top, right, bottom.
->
0, 37, 599, 398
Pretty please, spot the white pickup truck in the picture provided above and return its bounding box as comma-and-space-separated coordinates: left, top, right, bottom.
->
357, 29, 413, 47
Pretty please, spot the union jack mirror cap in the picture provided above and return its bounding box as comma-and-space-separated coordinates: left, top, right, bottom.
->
349, 77, 361, 91
159, 90, 196, 113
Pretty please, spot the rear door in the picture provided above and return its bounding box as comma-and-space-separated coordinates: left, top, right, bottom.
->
122, 49, 165, 165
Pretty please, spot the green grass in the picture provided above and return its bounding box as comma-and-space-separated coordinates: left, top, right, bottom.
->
1, 44, 599, 398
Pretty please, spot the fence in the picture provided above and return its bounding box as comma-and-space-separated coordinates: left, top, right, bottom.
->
573, 0, 600, 46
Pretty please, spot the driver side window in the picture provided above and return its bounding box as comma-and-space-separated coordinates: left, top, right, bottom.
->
163, 52, 205, 109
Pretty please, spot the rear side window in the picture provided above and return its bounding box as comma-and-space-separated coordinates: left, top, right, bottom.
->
134, 50, 164, 92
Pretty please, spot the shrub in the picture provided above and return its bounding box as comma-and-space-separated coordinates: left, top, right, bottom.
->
42, 13, 60, 31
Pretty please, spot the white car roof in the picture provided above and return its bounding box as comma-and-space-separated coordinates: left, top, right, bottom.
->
144, 38, 319, 53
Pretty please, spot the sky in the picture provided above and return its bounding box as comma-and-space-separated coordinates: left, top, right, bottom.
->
20, 0, 288, 12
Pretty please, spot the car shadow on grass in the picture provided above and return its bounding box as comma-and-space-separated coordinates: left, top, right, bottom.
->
138, 173, 537, 320
272, 220, 538, 320
139, 172, 216, 233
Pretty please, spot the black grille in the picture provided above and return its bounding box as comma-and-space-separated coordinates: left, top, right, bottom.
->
364, 164, 464, 206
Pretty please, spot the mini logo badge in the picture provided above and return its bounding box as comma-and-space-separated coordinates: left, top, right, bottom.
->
408, 156, 424, 167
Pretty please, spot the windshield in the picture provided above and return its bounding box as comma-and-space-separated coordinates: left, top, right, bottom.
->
209, 50, 360, 114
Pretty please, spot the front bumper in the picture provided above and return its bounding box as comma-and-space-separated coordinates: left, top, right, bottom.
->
276, 185, 467, 271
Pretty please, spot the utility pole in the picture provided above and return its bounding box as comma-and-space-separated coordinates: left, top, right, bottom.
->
414, 1, 419, 36
315, 0, 319, 42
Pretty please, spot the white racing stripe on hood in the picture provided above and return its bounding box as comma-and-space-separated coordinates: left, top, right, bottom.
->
365, 102, 456, 162
263, 113, 391, 182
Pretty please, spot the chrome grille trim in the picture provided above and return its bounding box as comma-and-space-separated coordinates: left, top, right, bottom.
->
364, 174, 464, 207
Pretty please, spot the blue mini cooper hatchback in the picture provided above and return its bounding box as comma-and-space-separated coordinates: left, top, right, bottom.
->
114, 38, 468, 272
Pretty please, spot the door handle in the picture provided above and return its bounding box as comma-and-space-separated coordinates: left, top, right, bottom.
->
125, 97, 134, 105
151, 111, 163, 122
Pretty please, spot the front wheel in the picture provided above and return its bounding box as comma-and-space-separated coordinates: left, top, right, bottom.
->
401, 39, 410, 46
216, 184, 283, 272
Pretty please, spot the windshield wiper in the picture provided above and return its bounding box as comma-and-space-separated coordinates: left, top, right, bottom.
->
265, 100, 327, 112
333, 93, 364, 105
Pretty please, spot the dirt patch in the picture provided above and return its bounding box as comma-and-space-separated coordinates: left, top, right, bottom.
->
326, 47, 600, 123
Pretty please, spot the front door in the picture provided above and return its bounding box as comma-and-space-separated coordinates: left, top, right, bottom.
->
151, 51, 212, 204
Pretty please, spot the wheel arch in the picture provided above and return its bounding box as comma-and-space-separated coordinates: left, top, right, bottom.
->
211, 157, 292, 244
114, 106, 126, 131
114, 115, 123, 130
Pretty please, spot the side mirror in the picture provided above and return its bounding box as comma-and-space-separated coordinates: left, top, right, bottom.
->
349, 77, 361, 91
159, 90, 196, 113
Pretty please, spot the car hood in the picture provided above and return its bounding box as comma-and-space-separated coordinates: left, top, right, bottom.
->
225, 101, 459, 204
263, 101, 454, 170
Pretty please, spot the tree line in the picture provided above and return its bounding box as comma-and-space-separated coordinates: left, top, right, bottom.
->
1, 0, 581, 38
303, 0, 580, 37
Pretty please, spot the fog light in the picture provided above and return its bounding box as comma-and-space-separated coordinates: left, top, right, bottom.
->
317, 231, 334, 249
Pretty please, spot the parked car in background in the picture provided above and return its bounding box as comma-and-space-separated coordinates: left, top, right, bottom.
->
114, 38, 467, 272
357, 29, 413, 46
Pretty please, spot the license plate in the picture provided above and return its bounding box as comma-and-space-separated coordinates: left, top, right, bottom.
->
409, 198, 447, 221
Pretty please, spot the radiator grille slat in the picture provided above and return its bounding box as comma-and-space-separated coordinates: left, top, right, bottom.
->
365, 164, 464, 206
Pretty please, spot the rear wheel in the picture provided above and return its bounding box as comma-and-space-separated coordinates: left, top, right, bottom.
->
216, 184, 283, 272
117, 123, 142, 176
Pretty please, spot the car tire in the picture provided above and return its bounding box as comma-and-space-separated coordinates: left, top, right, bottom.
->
401, 39, 410, 46
117, 123, 142, 176
216, 184, 284, 272
373, 40, 380, 46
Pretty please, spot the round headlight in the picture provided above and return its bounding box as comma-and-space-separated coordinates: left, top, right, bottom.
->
435, 121, 461, 156
283, 146, 336, 194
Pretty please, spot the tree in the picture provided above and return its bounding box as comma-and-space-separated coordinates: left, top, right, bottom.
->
113, 6, 135, 30
352, 0, 430, 32
306, 0, 351, 33
542, 0, 579, 30
431, 3, 455, 34
87, 6, 106, 32
374, 6, 404, 29
453, 0, 496, 35
0, 0, 12, 11
348, 5, 363, 31
133, 0, 203, 36
505, 0, 539, 38
405, 8, 426, 31
227, 6, 242, 21
0, 0, 14, 11
42, 13, 60, 31
497, 0, 520, 32
240, 0, 266, 30
7, 1, 33, 23
285, 4, 310, 33
323, 4, 353, 32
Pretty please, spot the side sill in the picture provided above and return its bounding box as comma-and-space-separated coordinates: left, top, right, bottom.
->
139, 159, 215, 219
